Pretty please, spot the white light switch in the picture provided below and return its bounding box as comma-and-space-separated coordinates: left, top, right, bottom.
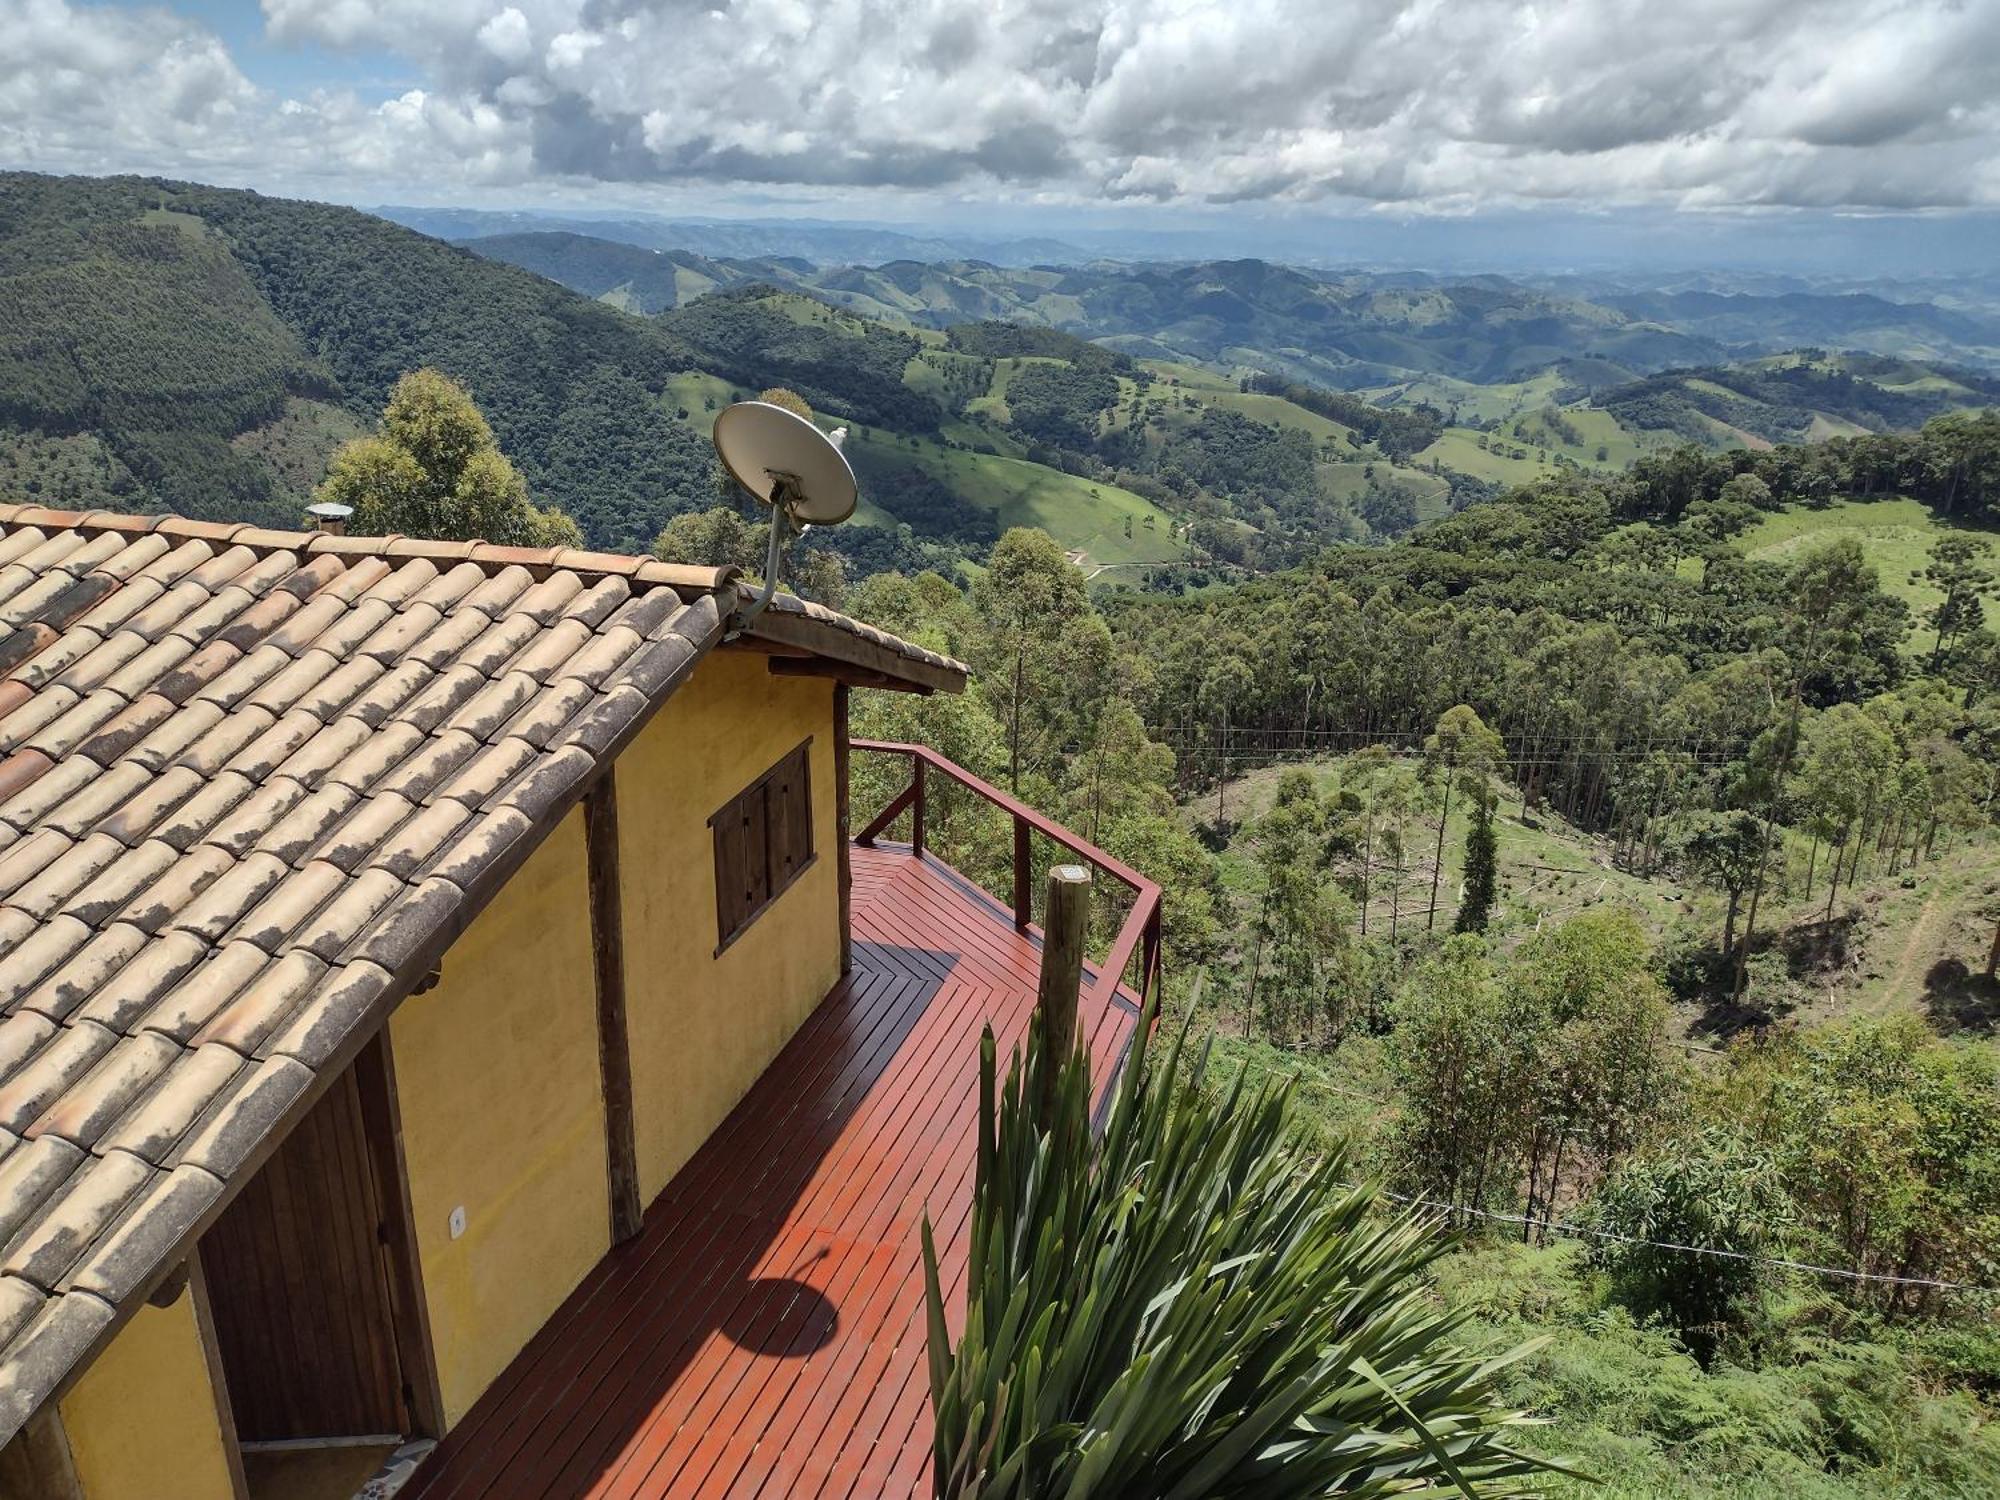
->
448, 1205, 467, 1240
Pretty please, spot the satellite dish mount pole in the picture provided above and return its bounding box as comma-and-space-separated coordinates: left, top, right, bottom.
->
739, 471, 801, 627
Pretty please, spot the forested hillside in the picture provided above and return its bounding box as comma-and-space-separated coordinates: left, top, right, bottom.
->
0, 172, 718, 548
5, 173, 1993, 582
841, 422, 2000, 1499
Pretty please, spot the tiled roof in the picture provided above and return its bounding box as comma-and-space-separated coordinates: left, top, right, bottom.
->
0, 503, 961, 1444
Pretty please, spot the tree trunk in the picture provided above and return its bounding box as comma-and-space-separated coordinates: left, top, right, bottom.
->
1358, 809, 1373, 936
1803, 833, 1819, 904
1245, 900, 1268, 1038
1428, 758, 1456, 933
1008, 644, 1025, 793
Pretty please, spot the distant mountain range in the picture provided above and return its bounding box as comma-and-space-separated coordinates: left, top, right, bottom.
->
372, 206, 1090, 269
458, 228, 2000, 380
1, 172, 1992, 576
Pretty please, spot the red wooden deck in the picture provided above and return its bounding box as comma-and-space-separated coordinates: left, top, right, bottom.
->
402, 844, 1142, 1500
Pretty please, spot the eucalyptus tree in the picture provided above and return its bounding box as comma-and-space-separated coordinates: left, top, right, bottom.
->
969, 528, 1090, 793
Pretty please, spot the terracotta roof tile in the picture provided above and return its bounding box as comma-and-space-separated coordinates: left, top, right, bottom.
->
228, 862, 346, 955
0, 1026, 122, 1138
0, 1134, 79, 1245
28, 627, 122, 691
131, 943, 267, 1045
163, 854, 288, 942
0, 625, 61, 679
3, 824, 119, 912
190, 950, 327, 1056
65, 1165, 221, 1308
372, 729, 480, 803
0, 502, 956, 1442
0, 830, 70, 898
119, 700, 224, 773
95, 1046, 245, 1164
0, 689, 82, 755
200, 777, 311, 860
116, 844, 233, 934
314, 791, 418, 873
182, 708, 286, 781
1, 1147, 151, 1291
368, 799, 471, 882
73, 692, 177, 767
459, 565, 535, 616
28, 1032, 180, 1151
58, 842, 177, 928
15, 927, 149, 1024
260, 960, 392, 1070
69, 932, 208, 1034
255, 784, 363, 867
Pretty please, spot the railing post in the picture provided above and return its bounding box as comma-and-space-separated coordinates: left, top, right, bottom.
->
1012, 814, 1032, 929
1141, 901, 1163, 1010
1035, 864, 1091, 1128
911, 754, 926, 860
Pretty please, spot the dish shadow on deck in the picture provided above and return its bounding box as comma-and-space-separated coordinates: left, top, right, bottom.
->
401, 843, 1143, 1500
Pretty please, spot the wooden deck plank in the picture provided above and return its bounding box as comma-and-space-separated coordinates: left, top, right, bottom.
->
401, 846, 1141, 1500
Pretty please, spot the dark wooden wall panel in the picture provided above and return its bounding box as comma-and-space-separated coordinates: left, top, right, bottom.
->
198, 1063, 408, 1442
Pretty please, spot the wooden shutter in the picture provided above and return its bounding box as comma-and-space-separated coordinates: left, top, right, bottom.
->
711, 738, 815, 951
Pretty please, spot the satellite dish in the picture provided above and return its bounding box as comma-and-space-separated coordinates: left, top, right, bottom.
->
711, 400, 857, 625
713, 401, 857, 526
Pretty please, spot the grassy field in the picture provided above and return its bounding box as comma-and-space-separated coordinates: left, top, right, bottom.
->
842, 425, 1186, 567
1360, 369, 1570, 426
1136, 361, 1364, 445
1314, 459, 1453, 523
1732, 495, 1979, 625
667, 368, 1184, 566
1416, 427, 1558, 486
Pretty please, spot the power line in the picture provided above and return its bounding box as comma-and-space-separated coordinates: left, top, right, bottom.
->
1196, 1068, 1997, 1296
1376, 1189, 2000, 1297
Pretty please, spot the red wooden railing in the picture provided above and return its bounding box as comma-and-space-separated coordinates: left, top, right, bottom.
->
851, 740, 1163, 1019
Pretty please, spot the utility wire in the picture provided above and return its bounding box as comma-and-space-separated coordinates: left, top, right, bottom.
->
1198, 1068, 1997, 1295
1375, 1188, 2000, 1297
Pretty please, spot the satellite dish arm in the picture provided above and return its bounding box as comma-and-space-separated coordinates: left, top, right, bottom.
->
737, 505, 792, 628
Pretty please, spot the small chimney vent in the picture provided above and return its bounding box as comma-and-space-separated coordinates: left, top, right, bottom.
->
306, 502, 354, 536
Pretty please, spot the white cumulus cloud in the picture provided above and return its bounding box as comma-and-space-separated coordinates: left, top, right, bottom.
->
0, 0, 1994, 212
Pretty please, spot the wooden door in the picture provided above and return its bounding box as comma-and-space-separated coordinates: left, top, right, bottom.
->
198, 1061, 408, 1442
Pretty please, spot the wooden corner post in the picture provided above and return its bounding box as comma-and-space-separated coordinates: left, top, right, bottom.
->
834, 684, 852, 977
585, 770, 644, 1245
1034, 865, 1091, 1123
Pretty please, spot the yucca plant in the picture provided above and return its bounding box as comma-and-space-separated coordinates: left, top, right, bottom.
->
922, 1010, 1574, 1498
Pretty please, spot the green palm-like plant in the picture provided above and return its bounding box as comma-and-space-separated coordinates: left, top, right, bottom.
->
923, 1012, 1573, 1497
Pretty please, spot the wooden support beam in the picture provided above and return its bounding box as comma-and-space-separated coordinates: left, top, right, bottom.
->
835, 684, 852, 978
0, 1405, 81, 1500
146, 1259, 190, 1308
742, 609, 965, 695
1012, 815, 1032, 930
1034, 865, 1091, 1128
767, 656, 933, 695
353, 1032, 445, 1439
585, 771, 644, 1245
187, 1256, 252, 1500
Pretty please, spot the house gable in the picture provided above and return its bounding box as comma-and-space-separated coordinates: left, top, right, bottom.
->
0, 503, 965, 1452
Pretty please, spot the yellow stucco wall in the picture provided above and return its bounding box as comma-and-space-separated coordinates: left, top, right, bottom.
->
620, 650, 842, 1202
391, 808, 608, 1428
59, 1292, 236, 1500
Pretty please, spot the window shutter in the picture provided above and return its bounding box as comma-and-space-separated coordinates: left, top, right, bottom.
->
710, 739, 815, 951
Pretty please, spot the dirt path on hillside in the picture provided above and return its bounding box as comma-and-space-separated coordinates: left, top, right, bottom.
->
1885, 888, 1946, 1003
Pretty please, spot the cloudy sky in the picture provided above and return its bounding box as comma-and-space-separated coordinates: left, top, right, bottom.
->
2, 0, 1996, 263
